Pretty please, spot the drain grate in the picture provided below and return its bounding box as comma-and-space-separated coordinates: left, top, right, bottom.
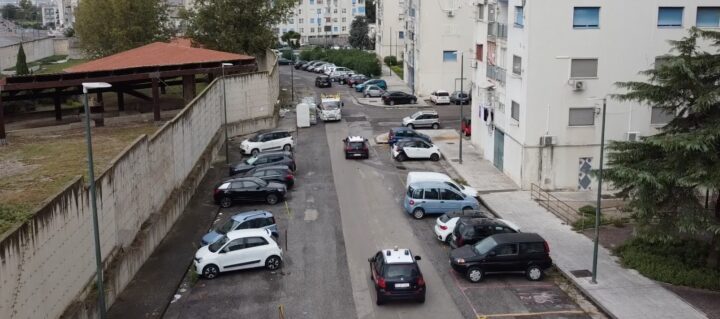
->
395, 166, 406, 170
344, 116, 367, 122
450, 159, 460, 162
570, 269, 593, 278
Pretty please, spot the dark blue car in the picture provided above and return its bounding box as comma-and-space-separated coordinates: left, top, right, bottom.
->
388, 127, 432, 145
355, 79, 387, 92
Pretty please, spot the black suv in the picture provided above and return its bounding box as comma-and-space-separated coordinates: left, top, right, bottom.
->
315, 76, 332, 88
450, 233, 552, 283
239, 165, 295, 188
213, 177, 287, 207
449, 218, 519, 248
368, 248, 426, 305
343, 136, 369, 159
229, 151, 296, 176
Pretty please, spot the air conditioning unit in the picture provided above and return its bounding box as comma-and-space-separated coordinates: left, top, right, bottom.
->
539, 135, 556, 146
573, 80, 585, 91
447, 10, 455, 17
470, 60, 478, 68
625, 131, 641, 142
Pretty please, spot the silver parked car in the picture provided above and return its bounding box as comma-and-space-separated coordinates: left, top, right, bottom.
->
363, 85, 385, 98
401, 110, 440, 129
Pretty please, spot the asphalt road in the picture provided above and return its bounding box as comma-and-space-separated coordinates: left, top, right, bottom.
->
163, 65, 593, 319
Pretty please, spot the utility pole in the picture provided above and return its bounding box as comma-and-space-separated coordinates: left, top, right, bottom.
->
459, 52, 464, 164
591, 97, 607, 284
390, 26, 392, 59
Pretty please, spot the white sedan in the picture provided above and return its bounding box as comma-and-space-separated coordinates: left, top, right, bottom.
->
392, 139, 441, 162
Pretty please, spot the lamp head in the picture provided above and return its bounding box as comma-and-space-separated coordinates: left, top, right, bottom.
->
82, 82, 111, 94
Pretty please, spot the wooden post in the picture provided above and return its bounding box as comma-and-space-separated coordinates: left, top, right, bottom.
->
0, 91, 6, 145
152, 78, 161, 121
54, 91, 62, 121
117, 91, 125, 112
182, 75, 196, 104
207, 73, 215, 84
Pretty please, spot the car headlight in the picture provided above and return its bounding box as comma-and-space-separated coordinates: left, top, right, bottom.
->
455, 258, 465, 264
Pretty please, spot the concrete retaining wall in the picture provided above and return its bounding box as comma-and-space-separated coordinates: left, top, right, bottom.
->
0, 37, 57, 71
0, 53, 279, 319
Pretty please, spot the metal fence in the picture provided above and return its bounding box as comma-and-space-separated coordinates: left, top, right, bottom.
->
530, 183, 582, 225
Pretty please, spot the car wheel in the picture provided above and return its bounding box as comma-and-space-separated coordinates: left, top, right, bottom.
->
364, 94, 368, 98
265, 255, 282, 270
412, 208, 425, 219
351, 84, 355, 87
430, 153, 440, 161
406, 123, 414, 129
417, 295, 426, 304
412, 99, 417, 104
526, 265, 544, 281
202, 264, 219, 279
219, 197, 232, 208
266, 193, 279, 205
395, 152, 407, 162
376, 291, 385, 305
466, 267, 484, 283
251, 149, 260, 156
283, 144, 292, 152
432, 123, 440, 129
390, 100, 395, 106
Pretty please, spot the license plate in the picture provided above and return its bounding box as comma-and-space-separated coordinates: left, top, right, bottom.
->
395, 283, 410, 288
353, 154, 361, 157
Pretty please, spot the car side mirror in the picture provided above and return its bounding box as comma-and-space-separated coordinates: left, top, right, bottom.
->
414, 255, 422, 261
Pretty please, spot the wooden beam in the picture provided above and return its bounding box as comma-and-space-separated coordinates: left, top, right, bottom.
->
152, 78, 160, 121
0, 92, 6, 145
182, 75, 196, 103
124, 89, 152, 101
54, 89, 62, 121
117, 91, 125, 112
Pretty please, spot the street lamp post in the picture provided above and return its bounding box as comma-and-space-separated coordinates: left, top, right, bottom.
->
459, 52, 464, 164
590, 97, 607, 284
221, 63, 232, 166
82, 82, 112, 319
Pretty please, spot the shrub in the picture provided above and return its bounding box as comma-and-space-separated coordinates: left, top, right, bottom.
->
390, 65, 403, 79
579, 205, 596, 216
383, 55, 398, 66
615, 238, 720, 291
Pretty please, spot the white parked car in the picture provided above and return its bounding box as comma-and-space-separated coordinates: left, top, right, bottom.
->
429, 90, 451, 105
194, 228, 283, 279
321, 63, 337, 74
406, 172, 478, 198
328, 67, 354, 80
392, 139, 441, 162
240, 129, 294, 156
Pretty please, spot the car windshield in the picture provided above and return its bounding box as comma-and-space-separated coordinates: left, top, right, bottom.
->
384, 264, 419, 279
473, 237, 498, 255
445, 181, 465, 191
245, 157, 257, 165
323, 102, 340, 110
248, 133, 261, 142
208, 235, 229, 253
216, 219, 241, 234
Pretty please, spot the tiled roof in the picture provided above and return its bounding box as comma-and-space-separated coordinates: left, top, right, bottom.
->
65, 42, 254, 73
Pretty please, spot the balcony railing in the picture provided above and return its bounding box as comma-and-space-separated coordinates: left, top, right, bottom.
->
487, 22, 507, 39
487, 65, 506, 85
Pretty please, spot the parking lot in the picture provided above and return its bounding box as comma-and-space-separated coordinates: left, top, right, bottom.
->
163, 66, 595, 319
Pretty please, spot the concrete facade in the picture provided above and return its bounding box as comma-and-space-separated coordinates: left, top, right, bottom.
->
470, 0, 719, 190
374, 0, 405, 60
275, 0, 367, 46
0, 53, 279, 319
401, 0, 475, 97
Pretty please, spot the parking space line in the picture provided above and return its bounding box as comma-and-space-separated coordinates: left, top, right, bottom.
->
479, 310, 586, 318
284, 200, 292, 218
449, 269, 482, 318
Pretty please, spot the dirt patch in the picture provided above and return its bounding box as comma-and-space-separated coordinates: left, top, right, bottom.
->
581, 225, 635, 251
0, 159, 37, 179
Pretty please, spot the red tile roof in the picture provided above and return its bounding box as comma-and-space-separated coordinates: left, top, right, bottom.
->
65, 42, 254, 73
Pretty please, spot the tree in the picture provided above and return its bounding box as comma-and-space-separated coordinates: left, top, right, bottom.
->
281, 30, 301, 49
75, 0, 173, 58
1, 4, 18, 20
605, 28, 720, 267
365, 0, 376, 23
184, 0, 296, 55
349, 16, 371, 50
15, 44, 29, 75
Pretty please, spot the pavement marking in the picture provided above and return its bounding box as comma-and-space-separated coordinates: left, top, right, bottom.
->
479, 310, 586, 318
449, 268, 482, 318
284, 200, 292, 218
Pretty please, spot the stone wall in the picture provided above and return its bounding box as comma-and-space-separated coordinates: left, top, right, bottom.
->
0, 53, 279, 319
0, 37, 57, 72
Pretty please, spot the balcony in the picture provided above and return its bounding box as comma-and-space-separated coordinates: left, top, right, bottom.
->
487, 65, 506, 85
487, 22, 507, 40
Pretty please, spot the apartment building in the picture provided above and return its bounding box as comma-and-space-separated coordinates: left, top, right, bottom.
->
402, 0, 475, 96
375, 0, 405, 60
276, 0, 367, 47
469, 0, 719, 191
53, 0, 77, 29
41, 5, 59, 27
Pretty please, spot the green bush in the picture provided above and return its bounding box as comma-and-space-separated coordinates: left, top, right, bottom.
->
579, 205, 596, 215
390, 65, 403, 79
298, 48, 381, 76
383, 55, 398, 66
281, 49, 294, 61
615, 238, 720, 291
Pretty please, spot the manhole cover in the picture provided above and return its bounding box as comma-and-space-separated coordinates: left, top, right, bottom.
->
344, 116, 367, 122
570, 269, 593, 278
395, 166, 406, 170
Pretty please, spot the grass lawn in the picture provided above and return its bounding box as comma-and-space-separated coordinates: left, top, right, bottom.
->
390, 65, 404, 79
0, 123, 159, 236
3, 55, 89, 75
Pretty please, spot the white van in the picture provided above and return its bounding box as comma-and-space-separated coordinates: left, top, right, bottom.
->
406, 172, 478, 198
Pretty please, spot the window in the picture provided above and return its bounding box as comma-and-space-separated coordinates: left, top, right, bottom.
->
441, 189, 464, 200
697, 7, 720, 27
520, 242, 546, 254
424, 188, 440, 200
443, 50, 457, 62
570, 58, 598, 78
326, 17, 331, 23
409, 186, 423, 199
310, 0, 314, 4
352, 8, 357, 15
317, 0, 322, 3
310, 18, 315, 23
342, 26, 346, 31
399, 31, 404, 39
568, 108, 595, 126
658, 7, 683, 27
342, 8, 346, 13
298, 8, 302, 14
342, 17, 346, 22
300, 28, 304, 32
511, 101, 520, 121
359, 7, 365, 14
573, 7, 600, 28
299, 18, 304, 23
475, 44, 483, 61
514, 6, 524, 27
245, 237, 269, 248
477, 4, 485, 20
495, 244, 519, 256
333, 17, 338, 22
334, 26, 338, 32
317, 8, 321, 14
225, 239, 246, 252
288, 18, 294, 23
651, 107, 674, 125
334, 8, 337, 13
311, 27, 315, 32
512, 55, 521, 75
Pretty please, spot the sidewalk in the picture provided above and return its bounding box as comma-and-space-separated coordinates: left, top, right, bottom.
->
430, 130, 708, 319
380, 64, 410, 92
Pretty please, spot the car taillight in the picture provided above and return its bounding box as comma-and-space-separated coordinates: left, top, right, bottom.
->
213, 188, 221, 195
544, 241, 550, 253
270, 216, 276, 224
439, 225, 448, 230
417, 276, 425, 287
286, 174, 294, 181
409, 199, 415, 206
377, 277, 386, 289
363, 145, 368, 151
345, 147, 352, 152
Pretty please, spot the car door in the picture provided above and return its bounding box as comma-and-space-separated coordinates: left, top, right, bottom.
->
370, 252, 385, 286
486, 243, 520, 272
243, 180, 265, 201
229, 181, 247, 201
440, 188, 465, 212
416, 141, 434, 158
422, 188, 442, 213
238, 236, 271, 269
217, 238, 247, 270
402, 141, 421, 158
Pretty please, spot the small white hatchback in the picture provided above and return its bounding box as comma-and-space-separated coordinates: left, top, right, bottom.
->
194, 228, 283, 279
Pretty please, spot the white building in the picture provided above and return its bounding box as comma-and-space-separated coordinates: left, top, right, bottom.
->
469, 0, 719, 191
41, 5, 59, 27
374, 0, 405, 60
275, 0, 367, 47
402, 0, 475, 97
54, 0, 77, 29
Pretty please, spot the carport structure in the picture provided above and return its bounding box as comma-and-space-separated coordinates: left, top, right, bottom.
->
0, 40, 258, 144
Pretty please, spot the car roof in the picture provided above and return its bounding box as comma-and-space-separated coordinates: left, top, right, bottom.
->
407, 171, 451, 181
381, 247, 416, 264
346, 136, 367, 142
435, 89, 449, 93
491, 232, 545, 244
256, 150, 293, 158
250, 165, 290, 171
225, 228, 271, 240
408, 180, 453, 188
445, 210, 489, 218
458, 217, 508, 227
230, 210, 273, 222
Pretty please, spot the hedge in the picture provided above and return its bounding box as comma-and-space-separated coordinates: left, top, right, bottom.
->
299, 48, 381, 76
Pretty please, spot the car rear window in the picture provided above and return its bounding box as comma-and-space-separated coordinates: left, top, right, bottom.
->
439, 214, 451, 223
348, 141, 365, 150
384, 264, 419, 279
437, 92, 449, 97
